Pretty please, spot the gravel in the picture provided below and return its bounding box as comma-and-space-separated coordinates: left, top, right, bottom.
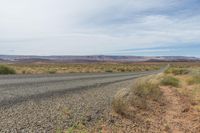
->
0, 71, 158, 132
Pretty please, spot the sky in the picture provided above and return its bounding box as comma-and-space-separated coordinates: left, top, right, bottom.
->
0, 0, 200, 56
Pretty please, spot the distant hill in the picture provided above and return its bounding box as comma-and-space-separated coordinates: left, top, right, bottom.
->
0, 55, 199, 63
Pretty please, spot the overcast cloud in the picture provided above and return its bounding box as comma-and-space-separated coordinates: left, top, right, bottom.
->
0, 0, 200, 56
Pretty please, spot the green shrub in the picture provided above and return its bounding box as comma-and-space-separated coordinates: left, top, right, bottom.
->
48, 69, 57, 74
105, 69, 113, 73
165, 67, 190, 75
161, 76, 179, 87
0, 65, 16, 74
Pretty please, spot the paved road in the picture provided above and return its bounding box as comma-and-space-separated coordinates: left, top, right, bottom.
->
0, 69, 165, 132
0, 70, 160, 107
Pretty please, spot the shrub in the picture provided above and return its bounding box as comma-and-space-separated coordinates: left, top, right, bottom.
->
105, 69, 113, 73
48, 69, 57, 74
22, 70, 26, 74
165, 67, 190, 75
133, 78, 162, 102
112, 76, 163, 118
112, 88, 130, 114
161, 76, 179, 87
117, 68, 126, 72
0, 65, 16, 74
188, 75, 200, 85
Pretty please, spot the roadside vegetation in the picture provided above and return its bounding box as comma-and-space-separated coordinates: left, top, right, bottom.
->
111, 64, 200, 132
161, 76, 179, 87
112, 74, 164, 118
165, 66, 200, 111
1, 63, 164, 74
0, 65, 16, 74
164, 67, 190, 75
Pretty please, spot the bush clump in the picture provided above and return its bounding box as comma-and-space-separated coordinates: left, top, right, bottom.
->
105, 69, 113, 73
188, 75, 200, 85
0, 65, 16, 74
165, 67, 190, 75
133, 78, 162, 102
112, 88, 130, 114
112, 76, 163, 117
48, 69, 57, 74
161, 76, 179, 87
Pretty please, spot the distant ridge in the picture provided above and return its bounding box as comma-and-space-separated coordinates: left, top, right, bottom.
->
0, 55, 199, 63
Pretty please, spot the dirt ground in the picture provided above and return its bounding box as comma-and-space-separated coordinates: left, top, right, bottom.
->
97, 86, 200, 133
161, 86, 200, 133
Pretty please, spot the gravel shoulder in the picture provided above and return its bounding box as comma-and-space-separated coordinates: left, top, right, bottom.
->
0, 79, 134, 132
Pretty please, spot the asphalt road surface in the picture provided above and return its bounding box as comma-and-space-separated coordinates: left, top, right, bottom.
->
0, 70, 162, 107
0, 69, 163, 132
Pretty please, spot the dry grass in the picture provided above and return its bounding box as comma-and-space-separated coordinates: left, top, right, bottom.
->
111, 64, 200, 132
131, 76, 162, 102
111, 74, 168, 132
187, 75, 200, 85
112, 88, 131, 115
165, 65, 200, 112
1, 63, 163, 74
112, 75, 163, 117
64, 122, 88, 133
113, 64, 200, 117
164, 67, 190, 75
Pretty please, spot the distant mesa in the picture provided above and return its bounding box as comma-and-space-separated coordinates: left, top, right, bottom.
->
0, 55, 199, 63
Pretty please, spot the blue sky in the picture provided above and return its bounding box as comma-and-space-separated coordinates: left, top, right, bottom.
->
0, 0, 200, 56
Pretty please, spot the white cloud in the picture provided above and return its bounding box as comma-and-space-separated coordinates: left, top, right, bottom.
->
0, 0, 199, 55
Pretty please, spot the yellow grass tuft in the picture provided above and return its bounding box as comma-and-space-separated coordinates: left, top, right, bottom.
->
112, 75, 163, 117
